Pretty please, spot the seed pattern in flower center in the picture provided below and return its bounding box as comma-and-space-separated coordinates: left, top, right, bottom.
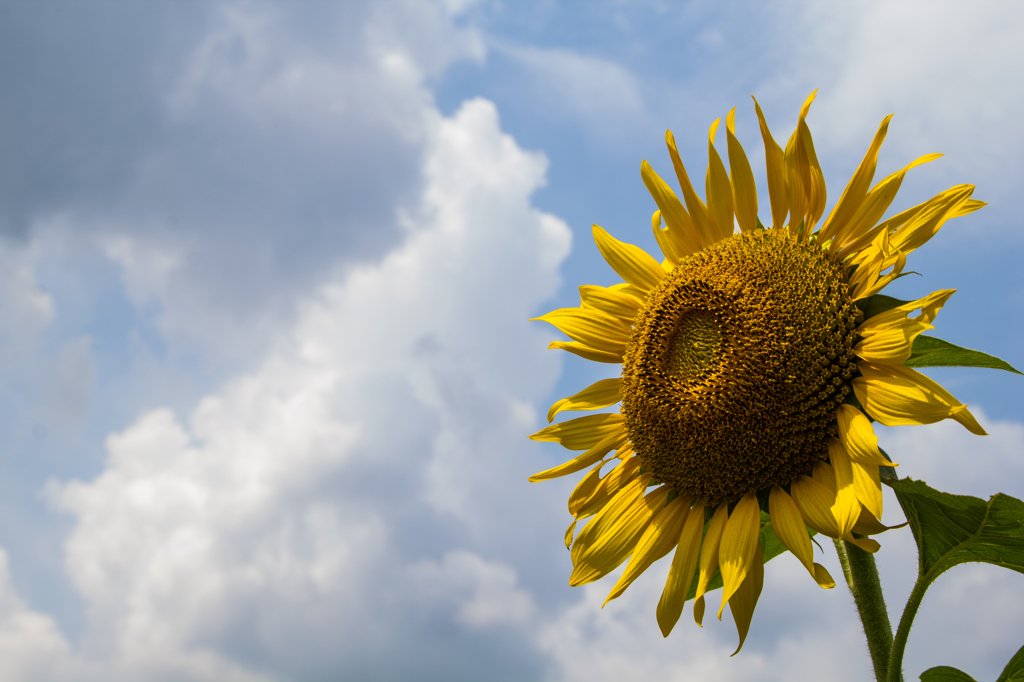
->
620, 229, 861, 506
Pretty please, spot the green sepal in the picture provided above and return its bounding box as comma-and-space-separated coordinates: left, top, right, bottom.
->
857, 293, 910, 320
997, 642, 1024, 682
919, 666, 978, 682
684, 510, 790, 600
906, 335, 1022, 374
887, 479, 1024, 584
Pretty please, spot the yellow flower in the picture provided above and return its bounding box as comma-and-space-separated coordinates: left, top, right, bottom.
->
529, 91, 987, 654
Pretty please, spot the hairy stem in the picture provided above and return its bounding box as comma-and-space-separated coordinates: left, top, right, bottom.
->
887, 577, 929, 682
838, 540, 896, 682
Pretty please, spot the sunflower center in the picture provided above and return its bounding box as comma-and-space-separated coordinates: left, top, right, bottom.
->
664, 309, 721, 380
620, 229, 861, 506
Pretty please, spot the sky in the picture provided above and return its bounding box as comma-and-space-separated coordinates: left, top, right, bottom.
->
0, 1, 1023, 680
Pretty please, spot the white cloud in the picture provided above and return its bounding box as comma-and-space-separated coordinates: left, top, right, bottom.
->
43, 96, 569, 680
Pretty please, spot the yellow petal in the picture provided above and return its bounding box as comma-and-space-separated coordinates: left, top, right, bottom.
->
528, 429, 629, 482
665, 130, 716, 246
657, 501, 705, 636
641, 164, 703, 256
828, 438, 860, 539
950, 198, 986, 218
856, 290, 954, 366
887, 184, 976, 257
728, 540, 764, 656
717, 492, 760, 620
752, 96, 789, 229
568, 461, 608, 516
547, 377, 623, 422
694, 503, 729, 626
818, 114, 893, 245
532, 307, 631, 353
725, 107, 758, 234
575, 455, 644, 518
591, 224, 666, 292
836, 404, 897, 467
852, 460, 883, 520
852, 506, 905, 536
769, 486, 833, 588
783, 91, 826, 234
853, 361, 987, 435
570, 479, 665, 586
547, 340, 623, 364
605, 494, 692, 606
831, 153, 942, 252
565, 519, 577, 549
579, 284, 643, 322
790, 473, 841, 538
530, 413, 625, 449
650, 210, 681, 264
706, 118, 735, 243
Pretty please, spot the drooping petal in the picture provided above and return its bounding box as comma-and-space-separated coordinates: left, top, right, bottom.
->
565, 518, 577, 549
836, 404, 898, 467
851, 459, 884, 520
605, 494, 692, 606
694, 503, 729, 626
790, 474, 841, 538
769, 486, 835, 588
657, 502, 705, 637
752, 96, 789, 229
650, 211, 682, 264
728, 541, 764, 656
854, 361, 987, 435
547, 377, 622, 422
817, 114, 893, 245
568, 461, 608, 516
718, 492, 762, 619
725, 107, 758, 233
591, 224, 666, 292
706, 118, 736, 243
570, 480, 666, 586
575, 455, 644, 518
641, 163, 703, 255
528, 429, 629, 482
532, 307, 631, 352
828, 438, 860, 539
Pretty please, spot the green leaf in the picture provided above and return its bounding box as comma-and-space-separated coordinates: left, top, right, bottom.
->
684, 511, 789, 600
997, 642, 1024, 682
857, 293, 911, 320
920, 666, 978, 682
906, 335, 1022, 374
888, 479, 1024, 584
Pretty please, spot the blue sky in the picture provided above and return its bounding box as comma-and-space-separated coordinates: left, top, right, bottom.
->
0, 1, 1022, 680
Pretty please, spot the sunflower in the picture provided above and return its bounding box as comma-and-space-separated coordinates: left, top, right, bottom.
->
529, 91, 986, 653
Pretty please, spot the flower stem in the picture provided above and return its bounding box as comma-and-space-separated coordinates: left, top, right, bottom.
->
887, 577, 928, 682
837, 540, 896, 682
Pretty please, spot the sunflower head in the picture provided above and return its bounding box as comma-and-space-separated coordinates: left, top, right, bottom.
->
530, 91, 986, 653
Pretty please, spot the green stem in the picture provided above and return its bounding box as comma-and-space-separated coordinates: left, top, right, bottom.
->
838, 540, 896, 682
887, 577, 929, 682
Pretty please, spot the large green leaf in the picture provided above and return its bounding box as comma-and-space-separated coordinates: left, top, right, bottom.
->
920, 667, 978, 682
905, 335, 1021, 374
997, 643, 1024, 682
684, 511, 790, 600
888, 479, 1024, 583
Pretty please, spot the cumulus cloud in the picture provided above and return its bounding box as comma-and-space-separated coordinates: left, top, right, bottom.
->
41, 97, 569, 681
